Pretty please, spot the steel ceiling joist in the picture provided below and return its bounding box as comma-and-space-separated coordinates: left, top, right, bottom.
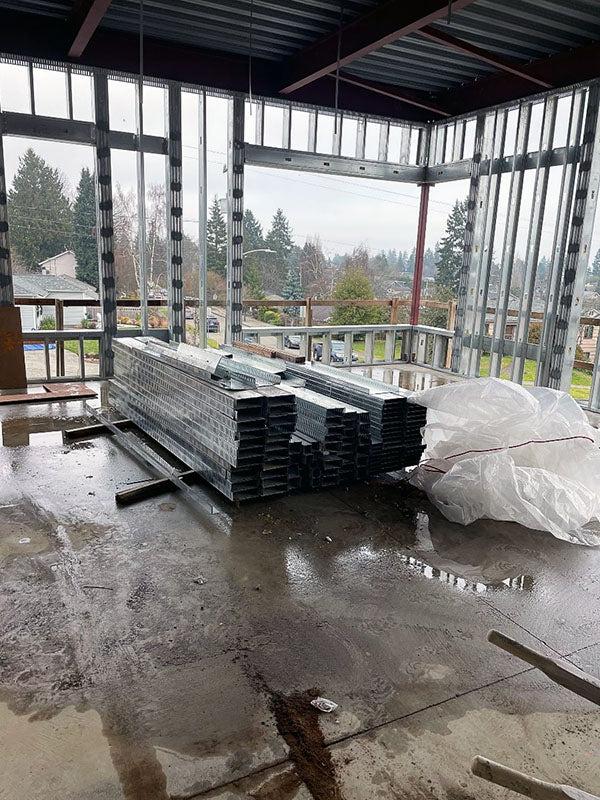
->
279, 0, 478, 95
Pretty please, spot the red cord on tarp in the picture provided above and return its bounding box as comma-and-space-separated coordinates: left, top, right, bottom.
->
420, 434, 597, 475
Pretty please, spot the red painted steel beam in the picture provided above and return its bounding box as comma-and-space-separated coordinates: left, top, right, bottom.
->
410, 184, 430, 326
68, 0, 113, 58
330, 74, 451, 117
280, 0, 478, 95
419, 25, 552, 88
436, 40, 600, 115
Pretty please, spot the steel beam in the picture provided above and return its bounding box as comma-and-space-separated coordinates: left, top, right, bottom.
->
547, 83, 600, 392
167, 83, 184, 342
135, 80, 149, 335
279, 0, 476, 95
226, 95, 245, 345
93, 73, 117, 377
68, 0, 113, 58
327, 74, 450, 118
0, 116, 13, 306
419, 25, 552, 89
244, 144, 424, 182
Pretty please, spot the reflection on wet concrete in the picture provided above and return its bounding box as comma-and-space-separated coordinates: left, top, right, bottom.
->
351, 364, 456, 392
400, 553, 534, 594
1, 413, 90, 447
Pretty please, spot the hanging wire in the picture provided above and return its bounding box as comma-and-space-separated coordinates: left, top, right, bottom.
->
248, 0, 254, 113
334, 1, 344, 135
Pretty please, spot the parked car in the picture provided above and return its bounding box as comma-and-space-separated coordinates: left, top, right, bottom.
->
207, 315, 220, 333
284, 334, 301, 349
313, 340, 358, 363
243, 334, 257, 344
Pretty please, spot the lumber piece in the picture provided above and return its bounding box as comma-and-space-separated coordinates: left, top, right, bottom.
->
472, 756, 600, 800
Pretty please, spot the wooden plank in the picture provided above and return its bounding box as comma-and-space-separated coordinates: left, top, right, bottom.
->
472, 756, 600, 800
0, 305, 27, 390
488, 629, 600, 706
116, 470, 197, 506
63, 419, 133, 440
0, 383, 96, 405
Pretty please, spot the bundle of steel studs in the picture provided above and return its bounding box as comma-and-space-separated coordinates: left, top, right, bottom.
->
110, 338, 426, 501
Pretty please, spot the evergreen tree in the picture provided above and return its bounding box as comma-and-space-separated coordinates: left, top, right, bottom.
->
207, 196, 227, 276
330, 265, 386, 326
282, 252, 303, 317
265, 208, 294, 292
591, 248, 600, 280
72, 167, 98, 288
435, 199, 467, 293
8, 148, 73, 269
243, 209, 265, 296
300, 236, 327, 296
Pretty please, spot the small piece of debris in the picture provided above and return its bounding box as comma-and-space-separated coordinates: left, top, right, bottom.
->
193, 576, 205, 585
254, 585, 261, 591
18, 537, 31, 545
88, 491, 95, 496
324, 536, 333, 543
159, 502, 176, 512
310, 697, 338, 713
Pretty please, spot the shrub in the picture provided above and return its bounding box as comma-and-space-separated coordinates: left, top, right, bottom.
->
39, 316, 56, 330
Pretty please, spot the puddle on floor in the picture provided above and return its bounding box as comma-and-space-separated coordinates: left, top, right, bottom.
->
400, 554, 534, 594
1, 414, 89, 447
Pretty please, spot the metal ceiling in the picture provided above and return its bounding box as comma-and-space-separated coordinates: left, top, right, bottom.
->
1, 0, 599, 119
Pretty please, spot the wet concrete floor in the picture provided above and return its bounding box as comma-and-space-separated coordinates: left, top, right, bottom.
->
1, 381, 600, 800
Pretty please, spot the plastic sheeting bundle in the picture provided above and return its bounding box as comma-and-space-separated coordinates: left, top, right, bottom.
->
409, 378, 600, 546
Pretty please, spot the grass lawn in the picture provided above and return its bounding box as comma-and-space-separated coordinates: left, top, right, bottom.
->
479, 353, 591, 400
64, 339, 100, 356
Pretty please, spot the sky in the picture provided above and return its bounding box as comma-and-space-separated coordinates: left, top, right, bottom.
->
2, 61, 600, 267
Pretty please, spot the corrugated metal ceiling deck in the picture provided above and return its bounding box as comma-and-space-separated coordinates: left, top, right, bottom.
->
1, 0, 599, 119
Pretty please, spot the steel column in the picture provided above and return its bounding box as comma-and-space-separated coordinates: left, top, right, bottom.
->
0, 116, 14, 306
409, 183, 430, 326
489, 102, 532, 377
135, 79, 148, 334
166, 84, 184, 341
197, 90, 208, 349
93, 73, 117, 377
467, 109, 507, 377
510, 96, 558, 383
537, 90, 585, 386
226, 95, 245, 345
547, 83, 600, 392
451, 113, 486, 373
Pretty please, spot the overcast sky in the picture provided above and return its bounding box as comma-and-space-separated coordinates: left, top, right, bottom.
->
2, 63, 600, 265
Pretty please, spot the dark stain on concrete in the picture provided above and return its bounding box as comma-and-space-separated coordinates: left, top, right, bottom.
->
270, 689, 343, 800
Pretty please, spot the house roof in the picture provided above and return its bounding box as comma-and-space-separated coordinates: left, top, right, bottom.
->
38, 250, 75, 265
13, 273, 98, 299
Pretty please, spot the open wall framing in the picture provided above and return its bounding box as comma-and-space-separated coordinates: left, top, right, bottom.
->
1, 54, 599, 411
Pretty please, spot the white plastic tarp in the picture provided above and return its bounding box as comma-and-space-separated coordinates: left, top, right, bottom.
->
409, 378, 600, 546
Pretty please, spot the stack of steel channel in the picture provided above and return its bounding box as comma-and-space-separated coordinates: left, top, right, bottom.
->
285, 385, 369, 489
256, 385, 297, 496
110, 338, 295, 501
284, 363, 426, 474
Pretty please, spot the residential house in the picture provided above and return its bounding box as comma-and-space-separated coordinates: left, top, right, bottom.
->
38, 250, 77, 279
13, 274, 98, 330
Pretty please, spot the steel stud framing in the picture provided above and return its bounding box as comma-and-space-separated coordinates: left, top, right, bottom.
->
226, 95, 245, 345
167, 84, 184, 341
93, 73, 117, 377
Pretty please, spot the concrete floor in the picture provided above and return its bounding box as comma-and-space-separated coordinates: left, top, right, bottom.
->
1, 378, 600, 800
